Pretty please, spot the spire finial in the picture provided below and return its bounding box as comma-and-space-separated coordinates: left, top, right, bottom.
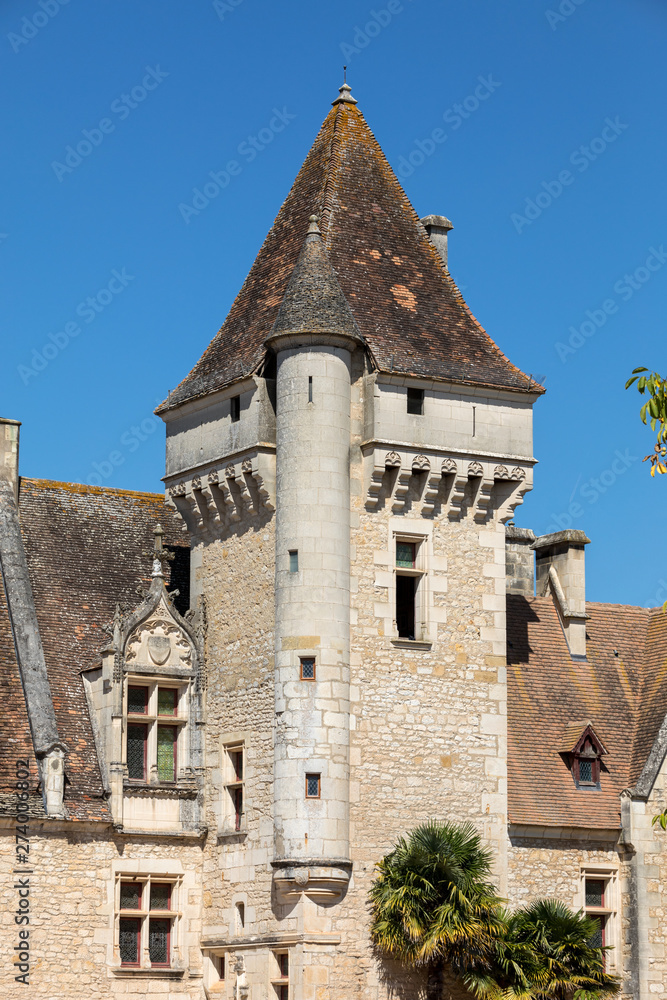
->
307, 214, 321, 235
332, 77, 357, 106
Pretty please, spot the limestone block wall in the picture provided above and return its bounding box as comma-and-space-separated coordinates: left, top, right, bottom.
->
196, 519, 276, 941
508, 833, 628, 982
0, 825, 202, 997
301, 363, 513, 999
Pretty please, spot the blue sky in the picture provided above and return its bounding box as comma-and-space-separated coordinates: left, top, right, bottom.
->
1, 0, 665, 606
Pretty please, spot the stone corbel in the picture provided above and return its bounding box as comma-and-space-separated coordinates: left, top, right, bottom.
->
391, 468, 413, 512
272, 860, 352, 903
495, 467, 531, 524
167, 484, 200, 533
365, 450, 401, 509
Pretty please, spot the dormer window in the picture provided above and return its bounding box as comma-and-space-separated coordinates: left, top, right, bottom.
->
560, 721, 607, 790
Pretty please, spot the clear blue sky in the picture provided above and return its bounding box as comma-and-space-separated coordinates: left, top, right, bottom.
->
1, 0, 665, 606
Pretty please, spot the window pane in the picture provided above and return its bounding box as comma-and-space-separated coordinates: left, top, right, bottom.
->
289, 550, 298, 573
300, 658, 315, 680
579, 759, 593, 782
306, 774, 320, 797
127, 724, 147, 780
149, 918, 170, 965
586, 879, 605, 907
157, 688, 177, 716
230, 750, 243, 781
120, 882, 142, 910
279, 953, 289, 978
157, 726, 176, 781
407, 387, 424, 415
150, 883, 171, 911
127, 686, 148, 714
119, 918, 140, 965
396, 542, 416, 568
588, 915, 604, 949
233, 787, 243, 830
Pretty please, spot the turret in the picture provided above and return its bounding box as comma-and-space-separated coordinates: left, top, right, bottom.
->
266, 215, 362, 899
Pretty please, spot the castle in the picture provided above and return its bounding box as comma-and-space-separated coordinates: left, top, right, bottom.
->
1, 82, 667, 1000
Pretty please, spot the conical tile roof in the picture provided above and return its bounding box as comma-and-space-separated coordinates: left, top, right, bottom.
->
159, 86, 541, 412
269, 217, 361, 344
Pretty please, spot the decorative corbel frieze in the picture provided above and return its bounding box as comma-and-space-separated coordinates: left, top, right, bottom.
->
391, 468, 413, 513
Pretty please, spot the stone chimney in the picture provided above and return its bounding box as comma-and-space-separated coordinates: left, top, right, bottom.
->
420, 214, 454, 268
532, 529, 591, 658
0, 418, 20, 504
505, 525, 535, 596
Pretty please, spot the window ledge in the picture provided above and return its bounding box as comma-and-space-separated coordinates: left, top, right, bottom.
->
390, 638, 432, 650
217, 828, 248, 842
111, 966, 185, 978
123, 781, 198, 799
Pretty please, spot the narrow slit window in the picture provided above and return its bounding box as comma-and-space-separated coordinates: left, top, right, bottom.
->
300, 657, 316, 680
472, 405, 476, 437
407, 387, 424, 415
289, 550, 299, 573
308, 375, 313, 403
235, 902, 245, 934
305, 773, 321, 798
218, 955, 226, 980
230, 395, 240, 422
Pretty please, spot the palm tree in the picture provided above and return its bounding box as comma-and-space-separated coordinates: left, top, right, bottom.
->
369, 820, 505, 999
465, 898, 621, 1000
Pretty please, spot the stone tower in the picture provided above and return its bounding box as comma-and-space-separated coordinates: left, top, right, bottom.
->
158, 82, 542, 999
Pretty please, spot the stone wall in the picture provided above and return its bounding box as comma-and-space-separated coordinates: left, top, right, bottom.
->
0, 824, 202, 996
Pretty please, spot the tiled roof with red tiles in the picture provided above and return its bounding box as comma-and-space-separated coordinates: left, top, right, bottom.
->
506, 595, 663, 830
159, 87, 542, 413
0, 478, 188, 821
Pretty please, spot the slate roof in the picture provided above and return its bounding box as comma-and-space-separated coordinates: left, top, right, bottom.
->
507, 595, 667, 830
0, 479, 188, 821
159, 88, 542, 413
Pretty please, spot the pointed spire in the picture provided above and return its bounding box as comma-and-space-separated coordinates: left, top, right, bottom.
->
332, 81, 357, 106
267, 215, 361, 348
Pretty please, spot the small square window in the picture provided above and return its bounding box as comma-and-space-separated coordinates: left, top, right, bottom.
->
289, 550, 299, 573
300, 657, 316, 680
230, 395, 240, 422
305, 773, 321, 798
407, 387, 424, 415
